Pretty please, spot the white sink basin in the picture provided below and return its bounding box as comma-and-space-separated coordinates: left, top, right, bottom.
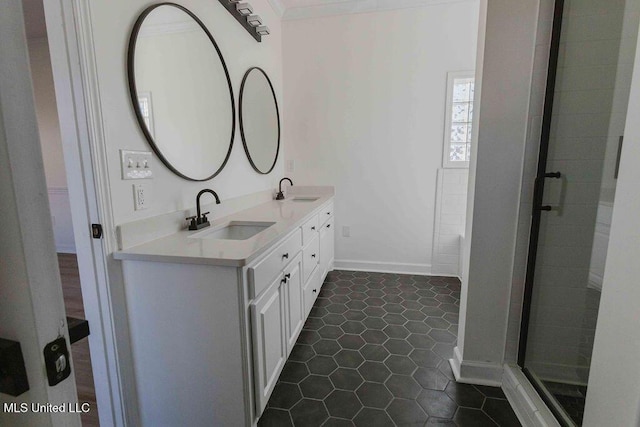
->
189, 221, 275, 241
292, 197, 319, 202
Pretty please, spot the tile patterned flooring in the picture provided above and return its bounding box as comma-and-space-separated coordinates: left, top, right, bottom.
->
258, 270, 521, 426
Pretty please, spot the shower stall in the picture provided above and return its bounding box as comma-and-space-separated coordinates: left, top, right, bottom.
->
518, 0, 640, 425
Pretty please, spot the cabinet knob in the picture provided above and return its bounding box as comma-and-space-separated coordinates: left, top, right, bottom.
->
311, 226, 316, 231
282, 253, 289, 259
326, 212, 330, 215
311, 254, 316, 258
285, 273, 291, 279
326, 224, 331, 228
312, 289, 317, 293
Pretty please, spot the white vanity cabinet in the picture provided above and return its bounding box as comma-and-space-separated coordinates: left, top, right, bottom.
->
117, 196, 334, 426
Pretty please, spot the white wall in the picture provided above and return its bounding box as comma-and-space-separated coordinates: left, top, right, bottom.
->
583, 8, 640, 423
28, 37, 75, 253
282, 1, 479, 274
504, 0, 554, 364
86, 0, 283, 228
454, 0, 540, 384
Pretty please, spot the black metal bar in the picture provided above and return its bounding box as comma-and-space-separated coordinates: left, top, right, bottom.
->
67, 317, 90, 345
614, 135, 624, 178
517, 0, 566, 367
217, 0, 261, 42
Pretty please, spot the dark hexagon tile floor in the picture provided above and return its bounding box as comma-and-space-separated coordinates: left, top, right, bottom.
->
258, 270, 521, 427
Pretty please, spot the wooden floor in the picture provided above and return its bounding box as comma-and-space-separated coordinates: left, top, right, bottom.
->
59, 253, 99, 427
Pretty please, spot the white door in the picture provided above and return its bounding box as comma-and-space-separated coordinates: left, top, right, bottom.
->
0, 1, 80, 425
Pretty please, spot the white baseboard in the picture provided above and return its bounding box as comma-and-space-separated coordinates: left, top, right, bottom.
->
333, 259, 431, 276
587, 271, 603, 291
449, 346, 503, 386
502, 364, 561, 427
56, 244, 77, 254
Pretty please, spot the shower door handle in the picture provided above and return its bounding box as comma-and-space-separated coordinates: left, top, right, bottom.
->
533, 172, 562, 213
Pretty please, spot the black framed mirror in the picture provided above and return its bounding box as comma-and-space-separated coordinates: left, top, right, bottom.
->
239, 67, 280, 174
127, 3, 235, 181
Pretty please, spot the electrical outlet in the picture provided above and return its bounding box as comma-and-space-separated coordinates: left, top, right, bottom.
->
133, 183, 150, 210
342, 226, 350, 237
121, 150, 153, 180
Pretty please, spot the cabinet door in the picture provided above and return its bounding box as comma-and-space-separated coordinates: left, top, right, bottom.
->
319, 217, 335, 281
284, 254, 304, 352
250, 277, 287, 414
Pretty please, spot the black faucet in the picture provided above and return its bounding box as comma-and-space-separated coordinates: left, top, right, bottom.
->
186, 189, 221, 230
276, 177, 293, 200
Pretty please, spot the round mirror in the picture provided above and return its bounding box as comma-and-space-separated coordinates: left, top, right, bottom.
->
127, 3, 235, 181
239, 67, 280, 174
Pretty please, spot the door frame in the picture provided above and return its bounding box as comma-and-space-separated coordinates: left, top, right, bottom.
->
43, 1, 129, 425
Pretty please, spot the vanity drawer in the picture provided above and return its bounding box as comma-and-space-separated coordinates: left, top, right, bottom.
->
249, 229, 302, 299
320, 202, 334, 226
301, 214, 319, 245
303, 235, 320, 283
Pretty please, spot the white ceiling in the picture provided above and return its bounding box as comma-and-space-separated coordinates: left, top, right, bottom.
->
20, 0, 472, 39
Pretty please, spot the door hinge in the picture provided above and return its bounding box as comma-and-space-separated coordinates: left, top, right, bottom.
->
91, 224, 103, 239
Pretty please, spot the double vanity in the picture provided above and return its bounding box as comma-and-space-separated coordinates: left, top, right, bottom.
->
118, 3, 320, 424
115, 189, 335, 426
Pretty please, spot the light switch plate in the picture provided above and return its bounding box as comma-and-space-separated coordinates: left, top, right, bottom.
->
121, 150, 153, 180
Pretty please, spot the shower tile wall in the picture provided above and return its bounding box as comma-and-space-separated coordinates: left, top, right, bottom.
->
432, 169, 469, 277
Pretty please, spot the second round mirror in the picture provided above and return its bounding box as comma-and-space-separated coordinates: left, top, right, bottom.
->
239, 67, 280, 174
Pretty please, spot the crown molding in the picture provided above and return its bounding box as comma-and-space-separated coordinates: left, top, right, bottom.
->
267, 0, 286, 18
282, 0, 475, 21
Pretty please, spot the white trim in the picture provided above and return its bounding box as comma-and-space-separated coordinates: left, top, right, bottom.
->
267, 0, 286, 17
334, 259, 431, 275
443, 71, 474, 169
281, 0, 476, 21
587, 273, 603, 291
449, 346, 503, 386
48, 186, 69, 195
44, 1, 130, 425
502, 364, 562, 427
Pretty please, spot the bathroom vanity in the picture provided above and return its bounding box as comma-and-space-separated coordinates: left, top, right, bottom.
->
114, 191, 334, 426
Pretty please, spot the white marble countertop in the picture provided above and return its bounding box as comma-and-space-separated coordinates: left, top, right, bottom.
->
113, 192, 334, 267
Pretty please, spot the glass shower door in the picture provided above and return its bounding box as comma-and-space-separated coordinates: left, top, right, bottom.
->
518, 0, 640, 425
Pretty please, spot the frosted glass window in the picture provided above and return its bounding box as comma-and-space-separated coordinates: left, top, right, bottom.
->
443, 72, 474, 168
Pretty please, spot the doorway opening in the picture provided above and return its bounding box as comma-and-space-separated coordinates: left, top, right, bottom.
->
22, 0, 99, 425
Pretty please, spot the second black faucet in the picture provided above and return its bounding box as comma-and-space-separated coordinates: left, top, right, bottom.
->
276, 177, 293, 200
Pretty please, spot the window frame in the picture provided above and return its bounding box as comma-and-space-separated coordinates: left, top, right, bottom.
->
443, 71, 475, 169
